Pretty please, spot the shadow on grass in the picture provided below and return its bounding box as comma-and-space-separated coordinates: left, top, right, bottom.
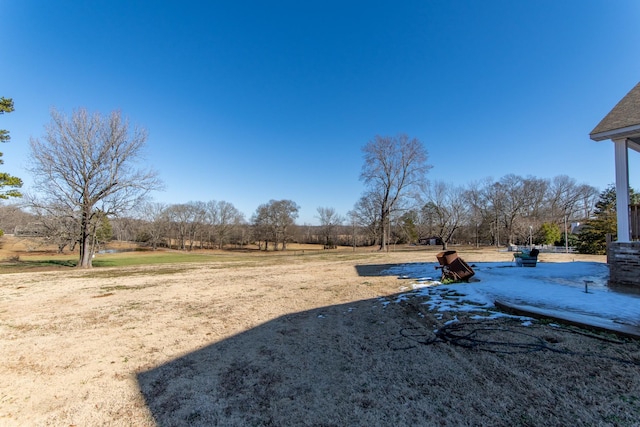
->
136, 293, 452, 426
354, 262, 433, 277
0, 259, 76, 272
135, 287, 640, 426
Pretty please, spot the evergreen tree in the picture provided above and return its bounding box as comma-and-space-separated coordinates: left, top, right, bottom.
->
0, 97, 23, 199
397, 210, 419, 244
576, 185, 639, 254
538, 222, 561, 245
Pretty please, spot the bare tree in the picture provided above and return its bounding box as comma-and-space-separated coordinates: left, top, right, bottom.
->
463, 179, 494, 246
359, 134, 431, 251
251, 199, 299, 250
251, 205, 274, 250
0, 204, 33, 236
165, 202, 205, 251
546, 175, 598, 223
351, 191, 382, 246
420, 181, 468, 250
187, 201, 207, 250
575, 184, 599, 220
110, 216, 138, 242
316, 207, 344, 248
28, 200, 80, 253
273, 200, 299, 250
28, 108, 162, 267
482, 175, 529, 246
167, 204, 190, 250
137, 201, 169, 250
345, 210, 359, 249
205, 200, 245, 249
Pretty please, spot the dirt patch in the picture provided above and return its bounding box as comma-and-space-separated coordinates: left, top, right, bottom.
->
2, 248, 632, 426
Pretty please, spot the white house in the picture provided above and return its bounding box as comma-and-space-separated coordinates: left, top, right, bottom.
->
590, 82, 640, 288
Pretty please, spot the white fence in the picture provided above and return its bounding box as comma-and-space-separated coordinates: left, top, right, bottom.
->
508, 244, 576, 254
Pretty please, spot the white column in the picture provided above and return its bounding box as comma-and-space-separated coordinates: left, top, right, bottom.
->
614, 138, 630, 242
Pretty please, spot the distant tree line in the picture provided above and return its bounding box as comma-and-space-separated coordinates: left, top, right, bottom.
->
0, 172, 604, 253
351, 173, 600, 250
0, 105, 632, 261
350, 134, 602, 251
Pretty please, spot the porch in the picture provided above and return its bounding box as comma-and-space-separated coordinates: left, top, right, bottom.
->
590, 82, 640, 289
632, 203, 640, 240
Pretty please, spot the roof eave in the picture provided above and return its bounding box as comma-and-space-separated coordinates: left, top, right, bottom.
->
589, 123, 640, 141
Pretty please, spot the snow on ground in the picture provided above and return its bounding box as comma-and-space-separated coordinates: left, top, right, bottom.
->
384, 261, 640, 327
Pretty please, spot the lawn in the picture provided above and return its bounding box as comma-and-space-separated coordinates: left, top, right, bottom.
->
3, 241, 636, 426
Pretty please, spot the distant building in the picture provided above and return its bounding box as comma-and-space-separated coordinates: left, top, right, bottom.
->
418, 236, 443, 246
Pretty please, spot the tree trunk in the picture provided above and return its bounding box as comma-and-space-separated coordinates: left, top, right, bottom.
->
379, 209, 387, 251
78, 210, 93, 268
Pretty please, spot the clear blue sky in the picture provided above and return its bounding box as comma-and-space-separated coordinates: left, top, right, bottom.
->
2, 1, 640, 224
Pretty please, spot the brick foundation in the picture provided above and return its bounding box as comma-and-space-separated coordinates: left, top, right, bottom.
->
608, 242, 640, 288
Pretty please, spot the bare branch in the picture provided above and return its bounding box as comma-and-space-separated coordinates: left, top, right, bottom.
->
27, 108, 163, 267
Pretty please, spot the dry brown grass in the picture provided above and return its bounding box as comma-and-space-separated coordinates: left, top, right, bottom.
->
2, 237, 637, 426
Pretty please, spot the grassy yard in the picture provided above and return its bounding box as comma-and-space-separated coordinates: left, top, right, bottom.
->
0, 237, 434, 272
0, 237, 631, 426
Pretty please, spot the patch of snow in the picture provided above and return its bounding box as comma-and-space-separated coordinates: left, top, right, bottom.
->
383, 261, 640, 327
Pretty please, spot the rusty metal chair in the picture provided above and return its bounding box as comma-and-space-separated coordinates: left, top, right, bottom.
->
435, 251, 475, 281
